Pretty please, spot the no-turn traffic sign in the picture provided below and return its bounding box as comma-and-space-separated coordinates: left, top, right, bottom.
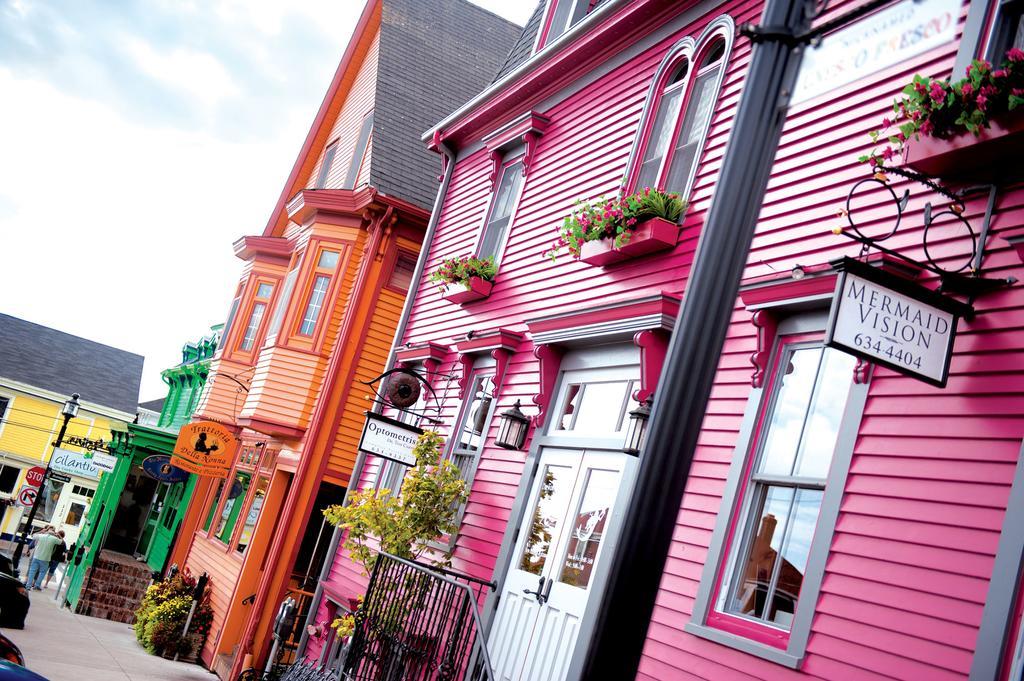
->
16, 485, 37, 508
24, 466, 46, 488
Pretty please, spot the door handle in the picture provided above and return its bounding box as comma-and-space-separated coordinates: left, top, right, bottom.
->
522, 576, 547, 604
541, 577, 553, 604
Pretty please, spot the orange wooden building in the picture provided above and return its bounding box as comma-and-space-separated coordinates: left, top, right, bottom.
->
167, 1, 520, 677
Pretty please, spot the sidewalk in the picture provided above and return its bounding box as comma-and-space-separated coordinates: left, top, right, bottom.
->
2, 576, 218, 681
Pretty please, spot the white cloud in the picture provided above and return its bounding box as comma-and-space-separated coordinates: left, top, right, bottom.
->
124, 37, 239, 112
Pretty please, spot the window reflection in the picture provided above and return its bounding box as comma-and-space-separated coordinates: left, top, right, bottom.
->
519, 465, 573, 576
559, 468, 618, 589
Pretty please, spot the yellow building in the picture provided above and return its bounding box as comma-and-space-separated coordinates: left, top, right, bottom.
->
0, 314, 143, 545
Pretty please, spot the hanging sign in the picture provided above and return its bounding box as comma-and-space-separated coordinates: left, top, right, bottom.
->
90, 452, 118, 473
791, 0, 959, 105
50, 447, 101, 479
142, 455, 190, 484
825, 258, 971, 388
358, 412, 423, 467
171, 421, 237, 478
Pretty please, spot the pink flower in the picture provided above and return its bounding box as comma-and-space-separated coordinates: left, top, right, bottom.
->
896, 132, 906, 142
881, 117, 891, 128
980, 84, 998, 97
976, 93, 988, 111
993, 69, 1008, 78
1007, 48, 1023, 63
868, 156, 879, 167
1014, 88, 1024, 96
920, 119, 934, 135
930, 82, 945, 102
881, 146, 894, 161
914, 82, 927, 95
961, 82, 973, 96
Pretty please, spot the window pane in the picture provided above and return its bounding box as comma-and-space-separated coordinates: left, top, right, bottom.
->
732, 486, 794, 619
65, 502, 87, 526
663, 66, 720, 195
216, 473, 251, 544
572, 381, 630, 435
635, 85, 683, 191
239, 302, 266, 351
479, 160, 523, 260
389, 254, 417, 291
794, 349, 856, 478
557, 384, 582, 430
299, 275, 331, 336
0, 396, 9, 422
559, 467, 619, 589
456, 375, 495, 454
769, 488, 823, 627
758, 347, 822, 477
0, 464, 17, 494
519, 464, 575, 576
223, 297, 241, 341
318, 250, 340, 270
203, 479, 225, 532
236, 477, 269, 554
315, 143, 337, 189
267, 266, 298, 337
256, 283, 273, 298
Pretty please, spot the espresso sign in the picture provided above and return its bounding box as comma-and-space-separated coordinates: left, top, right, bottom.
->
358, 412, 423, 466
826, 258, 969, 387
172, 421, 237, 478
791, 0, 959, 105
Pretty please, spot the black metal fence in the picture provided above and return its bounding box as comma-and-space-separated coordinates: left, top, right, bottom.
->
341, 552, 495, 681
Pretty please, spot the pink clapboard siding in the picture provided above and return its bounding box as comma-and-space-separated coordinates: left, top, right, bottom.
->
316, 0, 1024, 678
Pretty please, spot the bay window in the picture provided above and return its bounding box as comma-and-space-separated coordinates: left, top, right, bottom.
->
239, 282, 273, 352
629, 18, 732, 200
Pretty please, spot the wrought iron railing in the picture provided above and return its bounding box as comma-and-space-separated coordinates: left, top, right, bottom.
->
341, 552, 496, 681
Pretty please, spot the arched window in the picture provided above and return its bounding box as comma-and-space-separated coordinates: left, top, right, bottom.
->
628, 18, 733, 200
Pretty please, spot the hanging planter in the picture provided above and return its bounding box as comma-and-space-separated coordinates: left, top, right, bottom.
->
429, 255, 497, 305
579, 217, 680, 266
861, 48, 1024, 180
544, 188, 686, 267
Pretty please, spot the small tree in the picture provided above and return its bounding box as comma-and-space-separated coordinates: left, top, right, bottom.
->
322, 430, 467, 575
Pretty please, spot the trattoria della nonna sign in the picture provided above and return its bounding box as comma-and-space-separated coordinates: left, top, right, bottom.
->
825, 258, 972, 387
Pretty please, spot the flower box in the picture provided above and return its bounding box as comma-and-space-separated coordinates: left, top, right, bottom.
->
579, 217, 680, 267
904, 114, 1024, 181
441, 276, 493, 304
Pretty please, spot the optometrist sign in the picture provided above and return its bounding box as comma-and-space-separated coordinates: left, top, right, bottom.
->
358, 412, 423, 467
791, 0, 959, 105
826, 258, 971, 388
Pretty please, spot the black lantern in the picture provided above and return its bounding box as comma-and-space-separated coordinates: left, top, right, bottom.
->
622, 398, 652, 456
495, 400, 530, 450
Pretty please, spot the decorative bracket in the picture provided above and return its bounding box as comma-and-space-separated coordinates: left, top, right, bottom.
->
428, 129, 449, 183
632, 329, 669, 403
394, 341, 449, 390
454, 328, 523, 398
532, 344, 565, 427
750, 309, 778, 388
482, 111, 551, 189
853, 358, 872, 384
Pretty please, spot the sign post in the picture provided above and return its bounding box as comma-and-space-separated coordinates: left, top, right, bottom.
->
825, 257, 972, 387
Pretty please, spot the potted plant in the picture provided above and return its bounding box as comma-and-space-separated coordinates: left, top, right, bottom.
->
428, 255, 497, 304
544, 188, 687, 266
133, 571, 213, 662
861, 48, 1024, 179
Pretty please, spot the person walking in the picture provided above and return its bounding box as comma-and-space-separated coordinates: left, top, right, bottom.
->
26, 526, 61, 591
42, 530, 67, 589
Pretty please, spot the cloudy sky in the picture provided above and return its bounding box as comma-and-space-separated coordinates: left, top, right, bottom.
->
0, 0, 535, 402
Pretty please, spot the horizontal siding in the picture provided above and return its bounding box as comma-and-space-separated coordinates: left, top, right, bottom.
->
183, 532, 244, 663
194, 357, 253, 424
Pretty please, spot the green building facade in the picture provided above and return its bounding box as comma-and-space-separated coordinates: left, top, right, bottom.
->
64, 329, 219, 619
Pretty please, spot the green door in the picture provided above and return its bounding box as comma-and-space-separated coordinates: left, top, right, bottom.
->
64, 456, 132, 610
145, 475, 196, 572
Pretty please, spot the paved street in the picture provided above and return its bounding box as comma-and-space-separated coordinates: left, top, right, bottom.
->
3, 576, 217, 681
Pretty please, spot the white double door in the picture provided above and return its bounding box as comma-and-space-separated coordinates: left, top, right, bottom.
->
488, 447, 630, 681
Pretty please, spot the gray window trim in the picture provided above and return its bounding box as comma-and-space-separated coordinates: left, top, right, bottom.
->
953, 1, 996, 78
473, 145, 526, 266
343, 111, 374, 190
969, 438, 1024, 681
315, 141, 339, 189
687, 309, 871, 668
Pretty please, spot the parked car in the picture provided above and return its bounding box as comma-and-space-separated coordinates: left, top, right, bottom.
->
0, 573, 29, 628
0, 632, 47, 680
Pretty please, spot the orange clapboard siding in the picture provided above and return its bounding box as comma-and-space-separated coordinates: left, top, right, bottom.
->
194, 356, 253, 425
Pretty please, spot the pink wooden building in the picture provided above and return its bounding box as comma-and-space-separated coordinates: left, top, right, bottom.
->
301, 0, 1024, 679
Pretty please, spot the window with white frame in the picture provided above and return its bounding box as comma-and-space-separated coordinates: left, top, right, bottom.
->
314, 141, 338, 189
477, 154, 525, 263
298, 249, 339, 337
537, 0, 591, 50
239, 282, 274, 352
988, 0, 1024, 59
630, 22, 731, 200
449, 372, 497, 490
0, 395, 9, 434
717, 341, 856, 632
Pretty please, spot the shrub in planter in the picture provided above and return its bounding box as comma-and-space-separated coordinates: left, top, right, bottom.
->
862, 48, 1024, 168
544, 187, 686, 261
134, 571, 213, 658
428, 255, 497, 289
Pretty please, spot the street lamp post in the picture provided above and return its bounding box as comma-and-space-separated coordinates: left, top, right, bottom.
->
12, 393, 80, 570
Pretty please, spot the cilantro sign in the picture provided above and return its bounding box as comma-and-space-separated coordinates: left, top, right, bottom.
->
358, 412, 423, 466
50, 447, 101, 479
826, 258, 971, 388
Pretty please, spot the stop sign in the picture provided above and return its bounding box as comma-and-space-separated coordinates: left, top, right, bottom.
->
24, 466, 46, 488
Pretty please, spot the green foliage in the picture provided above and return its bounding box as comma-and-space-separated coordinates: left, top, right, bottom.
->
133, 572, 213, 657
544, 187, 687, 260
862, 48, 1024, 167
428, 255, 498, 288
322, 431, 468, 574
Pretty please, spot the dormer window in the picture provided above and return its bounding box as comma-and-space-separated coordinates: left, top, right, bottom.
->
628, 19, 732, 200
536, 0, 590, 50
315, 141, 338, 189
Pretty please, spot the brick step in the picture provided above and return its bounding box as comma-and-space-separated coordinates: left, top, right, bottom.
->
78, 590, 145, 613
77, 602, 137, 624
92, 560, 153, 580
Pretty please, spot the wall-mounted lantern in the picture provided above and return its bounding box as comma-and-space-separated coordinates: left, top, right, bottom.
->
495, 400, 530, 450
623, 398, 652, 456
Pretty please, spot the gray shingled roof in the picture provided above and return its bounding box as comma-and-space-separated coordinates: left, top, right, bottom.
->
138, 398, 166, 413
493, 1, 545, 82
370, 0, 523, 210
0, 314, 144, 415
